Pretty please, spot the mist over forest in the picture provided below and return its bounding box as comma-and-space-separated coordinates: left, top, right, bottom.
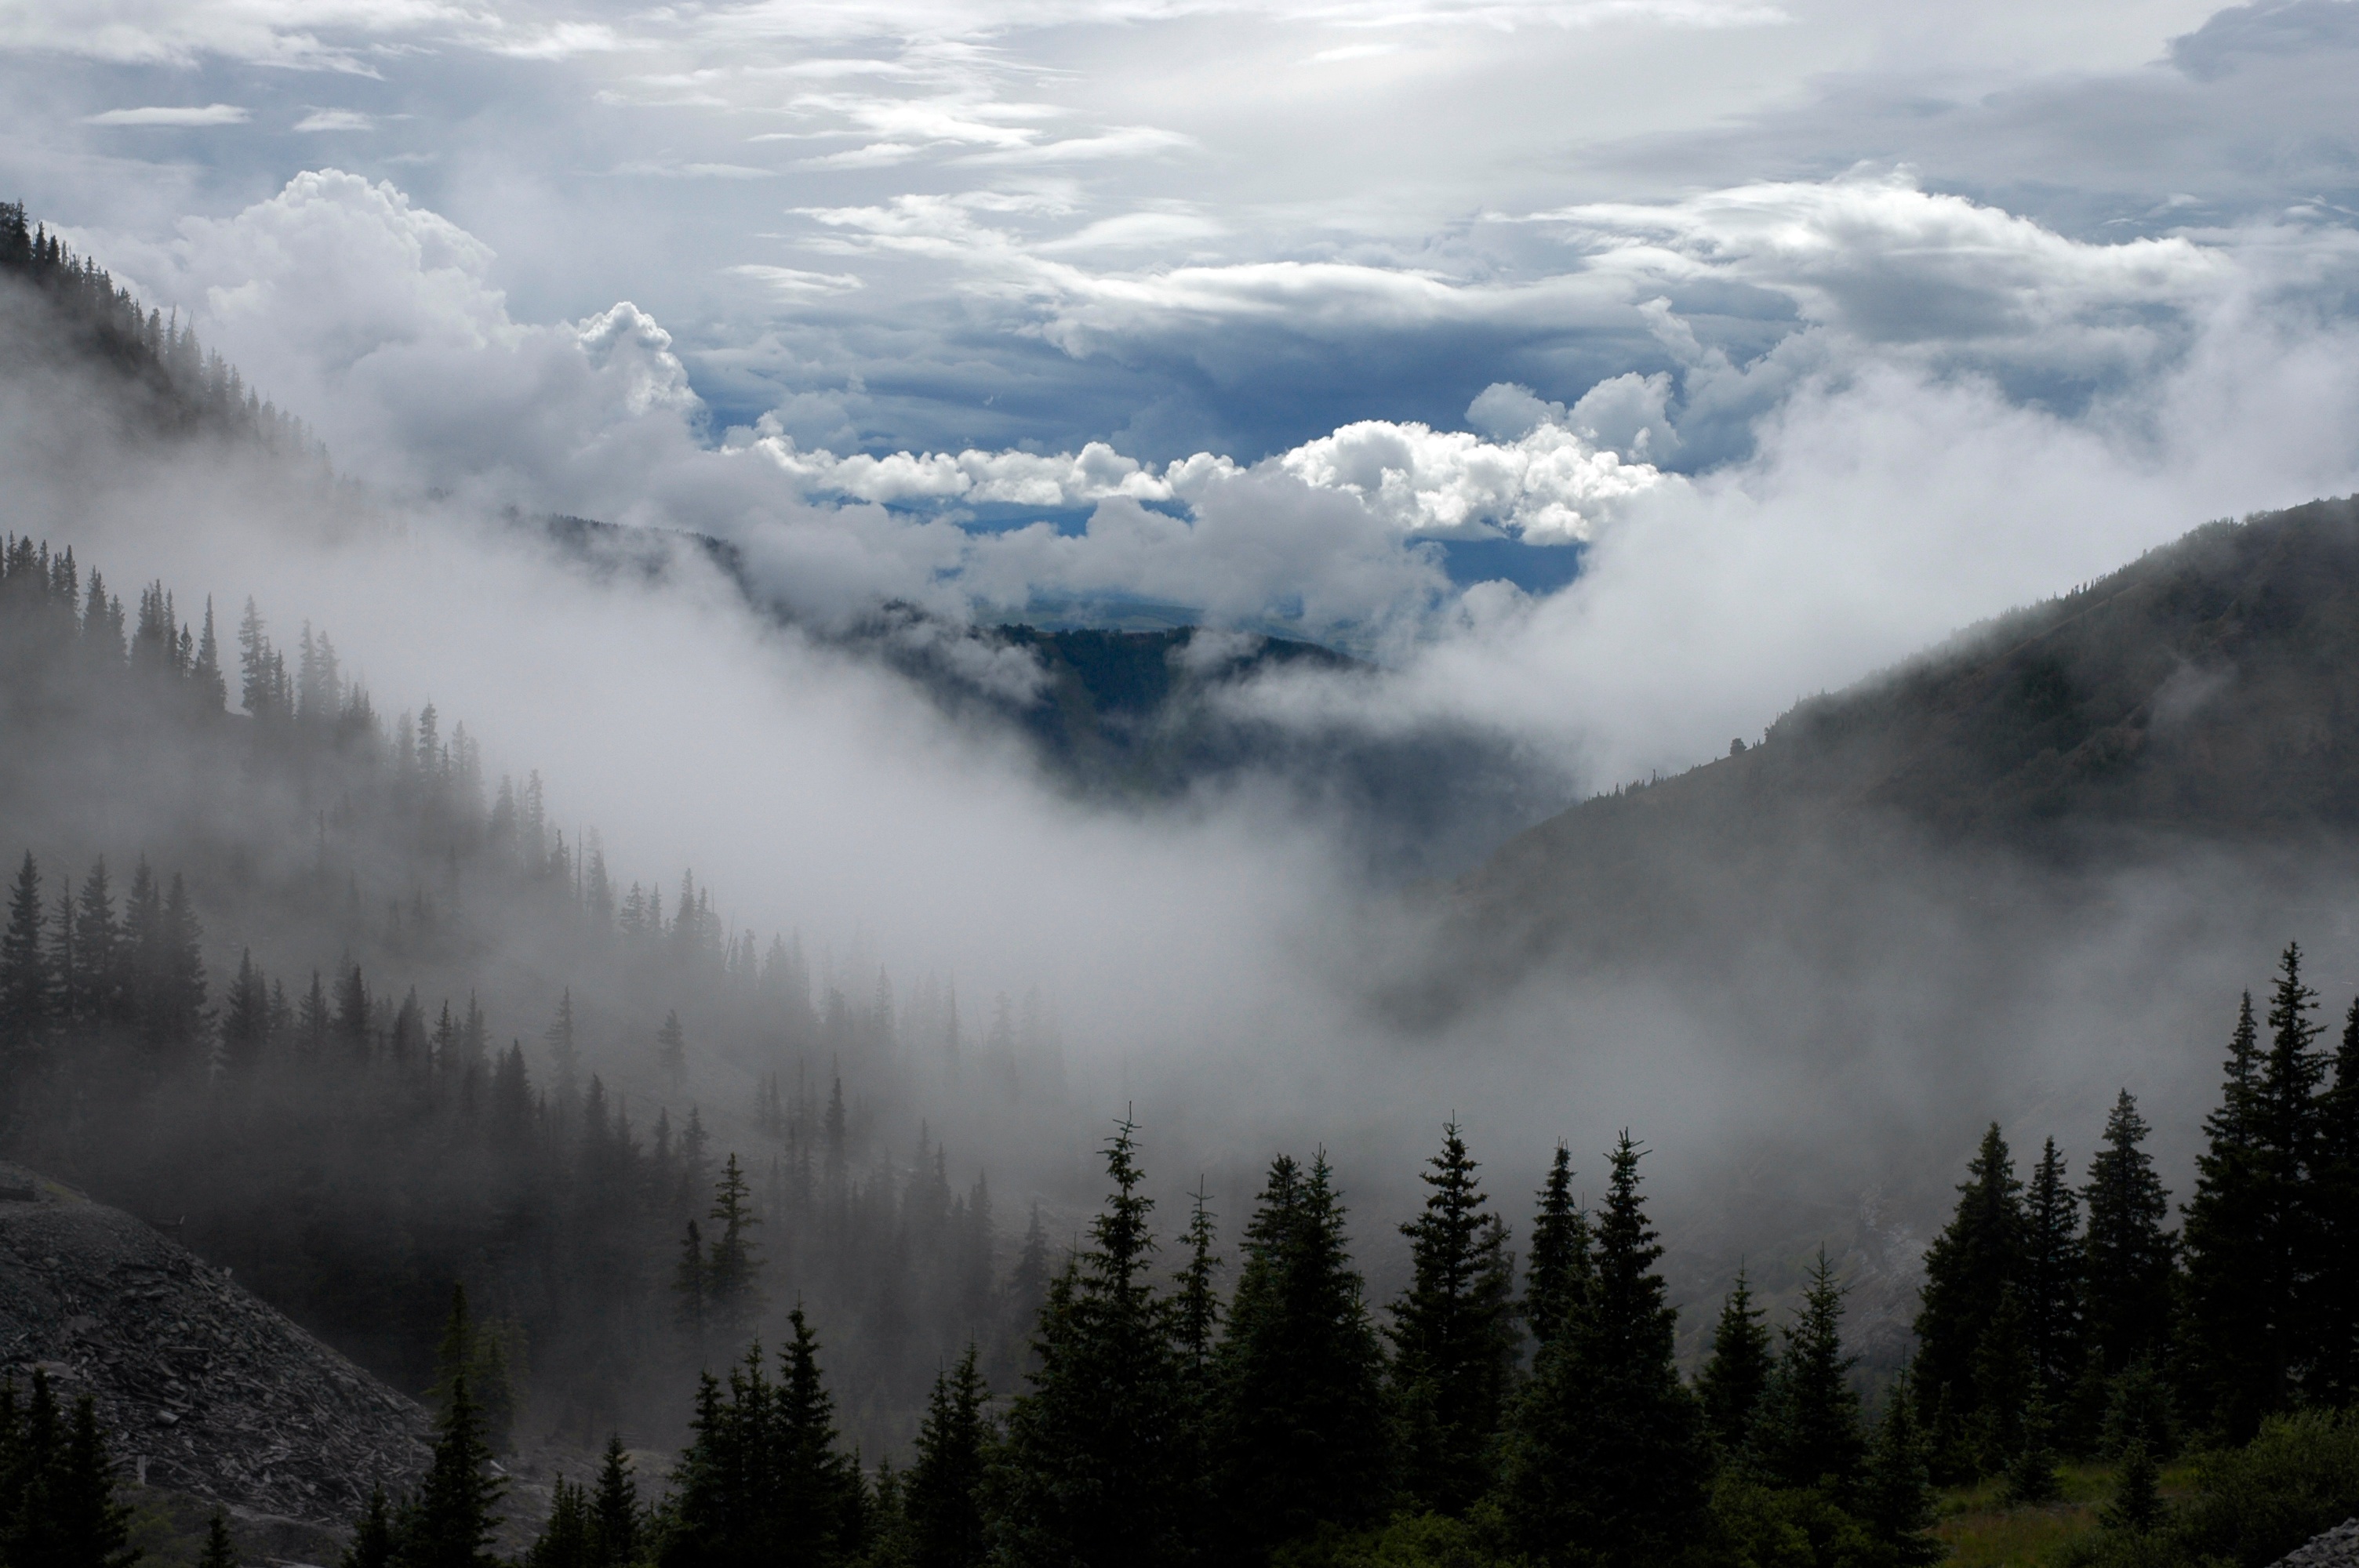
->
9, 2, 2359, 1553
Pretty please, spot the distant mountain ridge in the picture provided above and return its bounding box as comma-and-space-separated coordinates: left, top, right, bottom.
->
1445, 495, 2359, 985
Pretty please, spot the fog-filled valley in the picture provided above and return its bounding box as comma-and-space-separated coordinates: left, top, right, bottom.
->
11, 140, 2359, 1567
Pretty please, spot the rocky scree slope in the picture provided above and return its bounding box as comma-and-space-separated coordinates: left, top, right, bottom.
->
0, 1160, 430, 1524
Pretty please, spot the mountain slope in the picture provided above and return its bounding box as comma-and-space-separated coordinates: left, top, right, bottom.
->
0, 1162, 430, 1523
1448, 495, 2359, 980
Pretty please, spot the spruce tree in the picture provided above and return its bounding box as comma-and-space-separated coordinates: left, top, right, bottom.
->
2170, 967, 2321, 1443
199, 1509, 238, 1568
1523, 1143, 1591, 1352
2317, 999, 2359, 1403
1913, 1123, 2023, 1450
989, 1116, 1196, 1568
704, 1155, 763, 1349
2001, 1391, 2062, 1507
1498, 1132, 1706, 1568
907, 1348, 989, 1568
1696, 1266, 1773, 1459
399, 1370, 504, 1568
342, 1486, 395, 1568
0, 851, 49, 1062
1172, 1183, 1221, 1385
2021, 1138, 2083, 1398
590, 1436, 639, 1568
2081, 1091, 2174, 1377
1213, 1150, 1394, 1555
774, 1310, 868, 1563
41, 1390, 136, 1568
1754, 1249, 1865, 1496
1859, 1369, 1943, 1566
1387, 1121, 1518, 1515
2099, 1439, 2163, 1535
525, 1478, 591, 1568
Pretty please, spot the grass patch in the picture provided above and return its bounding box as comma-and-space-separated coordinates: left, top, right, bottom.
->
1936, 1460, 2201, 1566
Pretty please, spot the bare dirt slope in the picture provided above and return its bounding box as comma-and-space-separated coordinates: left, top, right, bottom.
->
0, 1160, 431, 1526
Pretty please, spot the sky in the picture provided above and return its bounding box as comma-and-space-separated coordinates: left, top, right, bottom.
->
6, 0, 2359, 789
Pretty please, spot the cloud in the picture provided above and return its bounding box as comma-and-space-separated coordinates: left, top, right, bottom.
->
83, 103, 251, 127
293, 108, 376, 132
728, 264, 867, 296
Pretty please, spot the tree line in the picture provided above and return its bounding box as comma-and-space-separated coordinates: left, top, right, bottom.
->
0, 200, 320, 459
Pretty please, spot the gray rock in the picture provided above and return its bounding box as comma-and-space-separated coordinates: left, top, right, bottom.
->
0, 1160, 430, 1525
2276, 1519, 2359, 1567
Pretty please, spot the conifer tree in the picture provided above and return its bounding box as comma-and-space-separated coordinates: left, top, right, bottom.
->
525, 1477, 591, 1568
342, 1486, 396, 1568
2000, 1391, 2061, 1507
1173, 1183, 1220, 1385
772, 1310, 867, 1563
401, 1370, 504, 1568
71, 859, 117, 1024
1214, 1150, 1394, 1554
35, 1389, 136, 1568
1859, 1369, 1943, 1566
704, 1155, 763, 1348
990, 1116, 1196, 1568
1754, 1249, 1864, 1496
2021, 1137, 2083, 1398
2180, 967, 2315, 1440
1498, 1132, 1706, 1568
673, 1221, 708, 1350
199, 1509, 238, 1568
0, 851, 49, 1062
591, 1436, 640, 1568
2099, 1438, 2163, 1535
656, 1011, 685, 1088
2317, 999, 2359, 1403
1388, 1120, 1518, 1515
1696, 1267, 1773, 1459
2081, 1091, 2175, 1377
1913, 1123, 2023, 1450
907, 1348, 989, 1568
1523, 1143, 1591, 1352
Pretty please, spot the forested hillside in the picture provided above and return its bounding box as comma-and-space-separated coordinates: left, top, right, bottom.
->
1430, 497, 2359, 1015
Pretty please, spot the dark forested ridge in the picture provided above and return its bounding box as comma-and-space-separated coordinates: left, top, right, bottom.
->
1442, 498, 2359, 990
0, 201, 322, 461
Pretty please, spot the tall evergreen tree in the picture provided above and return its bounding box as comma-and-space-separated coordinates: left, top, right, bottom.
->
1522, 1143, 1592, 1353
1387, 1121, 1518, 1516
907, 1348, 990, 1568
0, 851, 49, 1062
2020, 1138, 2083, 1398
989, 1117, 1196, 1568
1173, 1182, 1220, 1385
1498, 1132, 1707, 1568
401, 1368, 505, 1568
1913, 1123, 2023, 1450
1696, 1266, 1773, 1459
2081, 1091, 2175, 1377
2181, 955, 2323, 1439
590, 1436, 640, 1568
1214, 1150, 1394, 1555
2317, 999, 2359, 1403
1754, 1250, 1864, 1496
1859, 1368, 1943, 1567
343, 1487, 396, 1568
704, 1155, 763, 1348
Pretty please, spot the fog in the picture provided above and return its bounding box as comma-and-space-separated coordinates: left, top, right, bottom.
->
9, 197, 2359, 1439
